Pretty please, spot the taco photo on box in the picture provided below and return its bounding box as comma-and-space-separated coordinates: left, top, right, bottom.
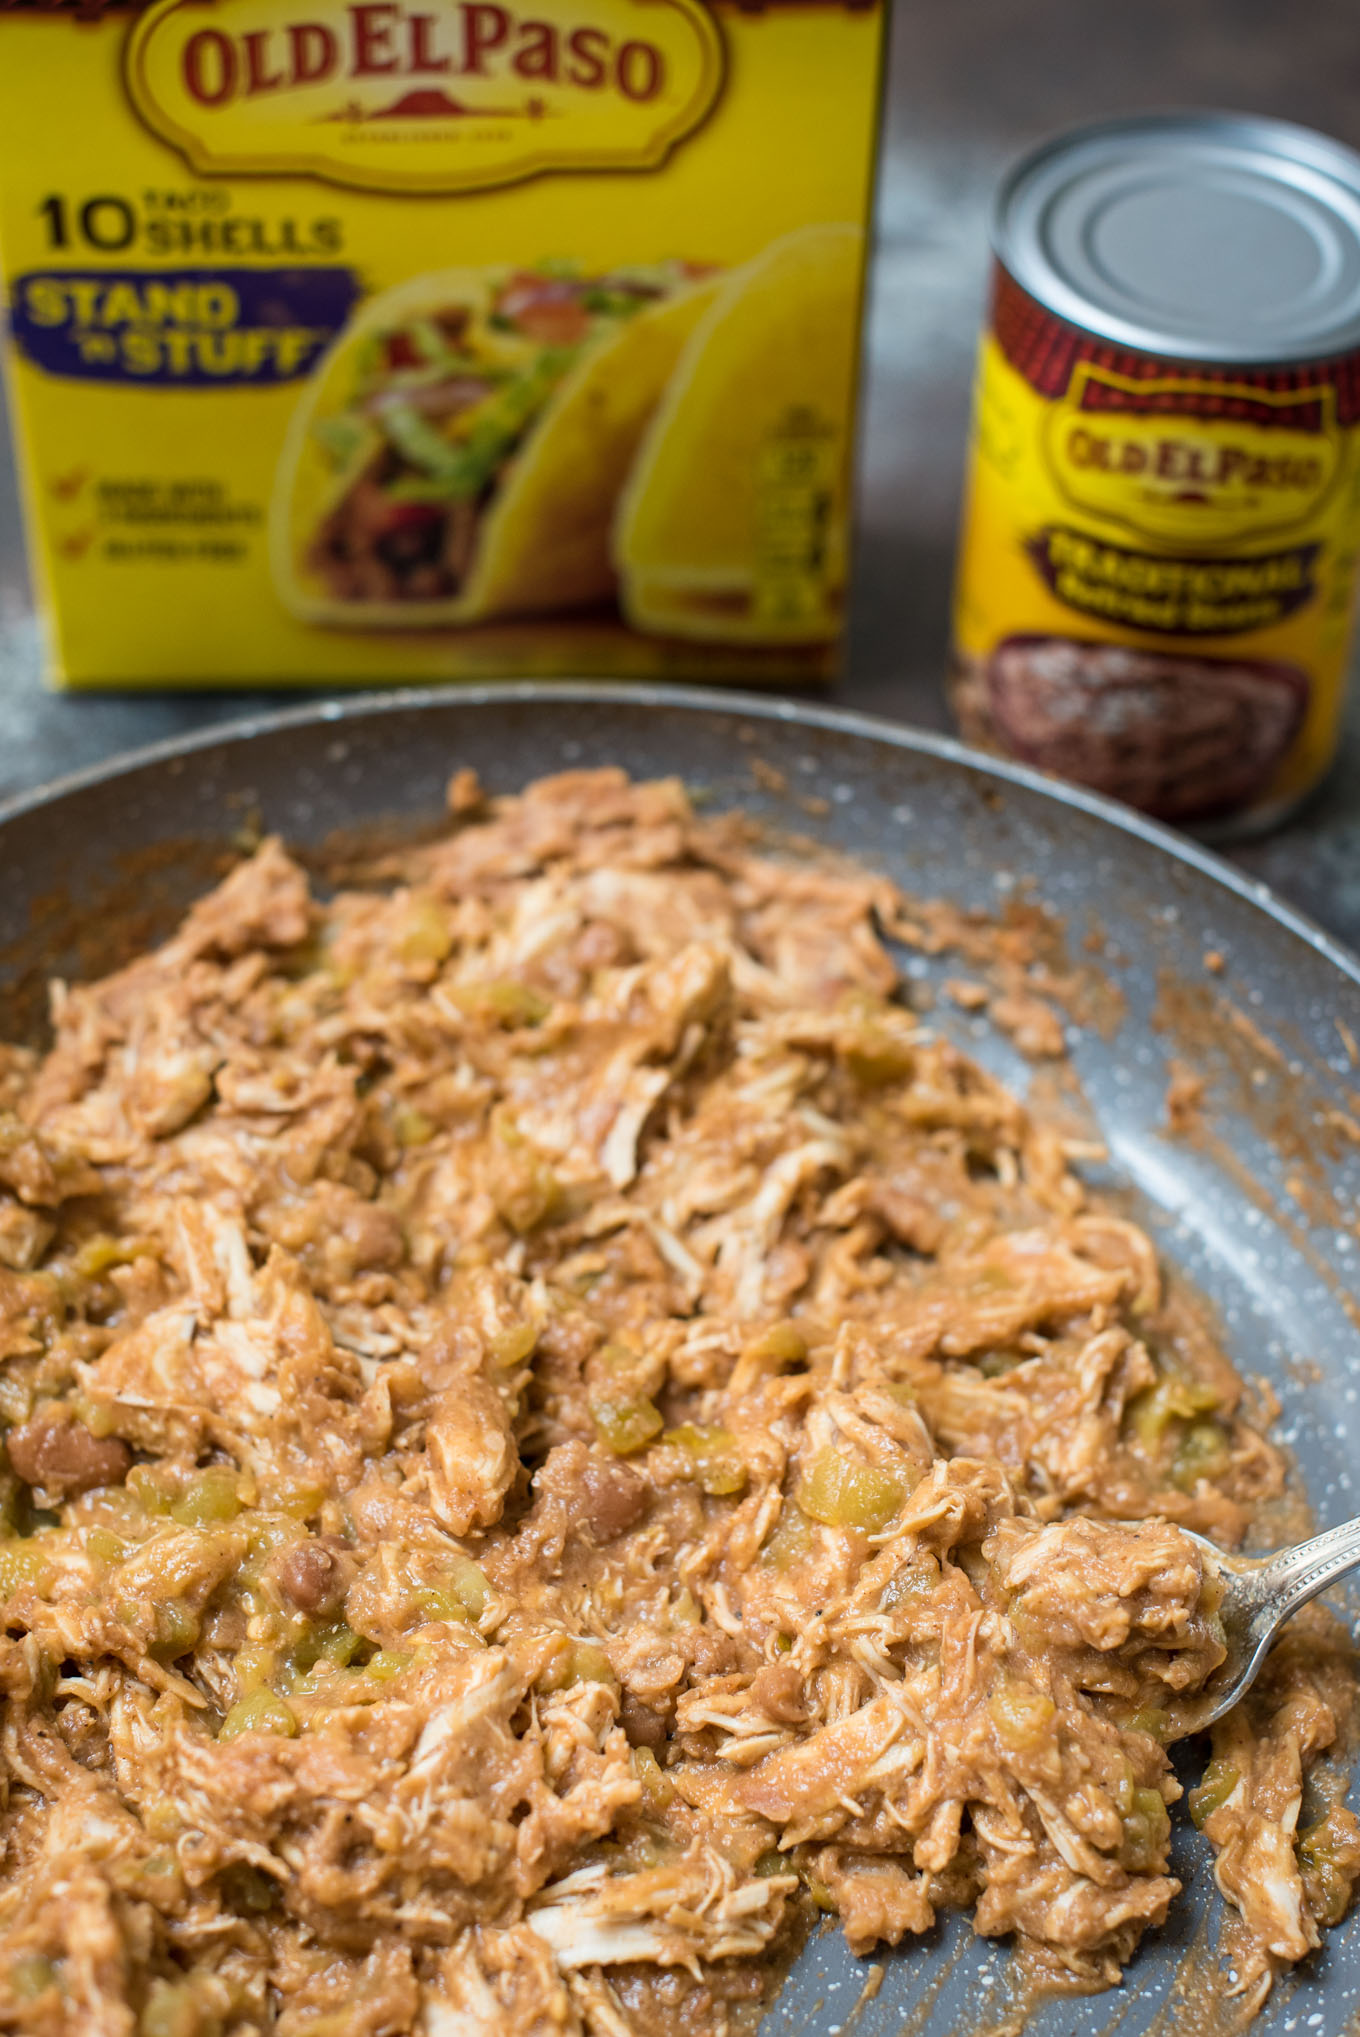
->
271, 260, 719, 628
614, 223, 864, 644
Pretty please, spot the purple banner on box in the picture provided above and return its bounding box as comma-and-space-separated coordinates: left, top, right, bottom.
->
7, 266, 361, 385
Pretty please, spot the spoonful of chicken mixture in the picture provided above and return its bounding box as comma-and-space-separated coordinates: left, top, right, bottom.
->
997, 1509, 1360, 1737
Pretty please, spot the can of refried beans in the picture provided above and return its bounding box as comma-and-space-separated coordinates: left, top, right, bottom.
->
950, 111, 1360, 835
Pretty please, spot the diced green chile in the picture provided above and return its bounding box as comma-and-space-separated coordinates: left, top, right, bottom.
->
591, 1397, 664, 1456
219, 1689, 298, 1741
377, 350, 574, 501
797, 1448, 903, 1533
1189, 1757, 1240, 1828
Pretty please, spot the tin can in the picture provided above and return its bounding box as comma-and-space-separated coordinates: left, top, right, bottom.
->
950, 112, 1360, 836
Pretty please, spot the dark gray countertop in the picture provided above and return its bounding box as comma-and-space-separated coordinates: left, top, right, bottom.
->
5, 0, 1360, 944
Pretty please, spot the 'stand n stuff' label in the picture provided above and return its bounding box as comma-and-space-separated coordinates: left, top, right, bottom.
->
9, 268, 360, 383
950, 270, 1360, 827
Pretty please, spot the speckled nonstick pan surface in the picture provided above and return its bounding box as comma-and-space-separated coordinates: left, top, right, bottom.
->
2, 682, 1360, 2037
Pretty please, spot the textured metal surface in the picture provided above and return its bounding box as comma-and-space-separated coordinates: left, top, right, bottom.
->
2, 683, 1360, 2035
995, 110, 1360, 362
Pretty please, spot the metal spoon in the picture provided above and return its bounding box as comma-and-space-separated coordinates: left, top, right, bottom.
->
1179, 1519, 1360, 1731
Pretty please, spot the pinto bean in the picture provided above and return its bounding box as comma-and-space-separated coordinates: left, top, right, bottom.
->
580, 1452, 648, 1541
273, 1538, 350, 1617
620, 1694, 669, 1749
6, 1404, 130, 1500
338, 1199, 405, 1272
750, 1662, 807, 1725
531, 1441, 649, 1547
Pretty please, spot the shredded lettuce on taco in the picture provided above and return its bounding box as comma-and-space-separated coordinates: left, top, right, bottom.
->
295, 261, 709, 613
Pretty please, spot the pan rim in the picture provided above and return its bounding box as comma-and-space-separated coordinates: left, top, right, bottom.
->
3, 677, 1354, 992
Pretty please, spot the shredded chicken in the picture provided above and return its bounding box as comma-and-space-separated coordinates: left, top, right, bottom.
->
0, 767, 1351, 2034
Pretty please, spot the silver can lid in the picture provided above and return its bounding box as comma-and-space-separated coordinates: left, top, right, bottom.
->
996, 110, 1360, 364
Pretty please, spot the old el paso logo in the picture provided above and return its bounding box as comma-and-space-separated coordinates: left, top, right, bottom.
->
125, 0, 725, 195
1042, 365, 1343, 547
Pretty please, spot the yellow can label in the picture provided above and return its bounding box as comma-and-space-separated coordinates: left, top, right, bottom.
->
953, 312, 1360, 826
1040, 366, 1344, 548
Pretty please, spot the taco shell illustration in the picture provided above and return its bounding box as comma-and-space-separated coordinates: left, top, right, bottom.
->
272, 262, 720, 628
613, 224, 864, 644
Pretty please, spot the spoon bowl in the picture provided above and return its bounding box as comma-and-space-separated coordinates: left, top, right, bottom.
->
1179, 1519, 1360, 1731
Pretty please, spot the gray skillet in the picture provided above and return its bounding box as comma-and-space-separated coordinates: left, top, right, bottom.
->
2, 682, 1359, 2037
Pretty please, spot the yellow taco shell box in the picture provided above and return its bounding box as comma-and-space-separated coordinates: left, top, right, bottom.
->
0, 0, 886, 688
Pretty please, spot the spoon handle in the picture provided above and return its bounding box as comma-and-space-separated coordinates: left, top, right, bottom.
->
1246, 1515, 1360, 1625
